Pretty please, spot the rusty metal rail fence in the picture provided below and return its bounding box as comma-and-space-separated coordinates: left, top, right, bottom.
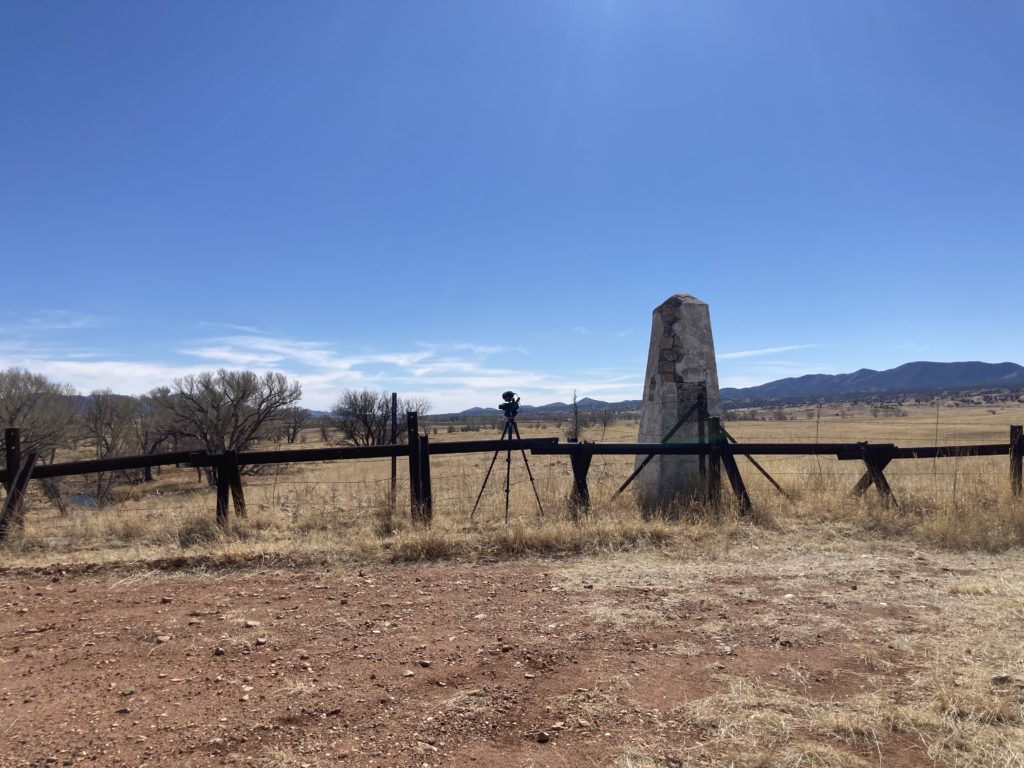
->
1, 418, 1023, 540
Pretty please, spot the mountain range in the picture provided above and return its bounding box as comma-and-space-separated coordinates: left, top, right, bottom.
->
450, 361, 1024, 416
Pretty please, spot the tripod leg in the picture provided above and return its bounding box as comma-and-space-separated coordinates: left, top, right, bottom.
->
471, 421, 510, 520
512, 421, 545, 518
504, 423, 513, 524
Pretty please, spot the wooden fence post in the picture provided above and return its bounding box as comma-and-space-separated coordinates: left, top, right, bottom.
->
418, 433, 433, 524
1011, 425, 1023, 497
568, 445, 593, 518
706, 418, 722, 512
862, 446, 896, 505
224, 450, 246, 517
697, 387, 707, 485
390, 392, 398, 511
4, 428, 21, 494
407, 412, 422, 518
710, 418, 752, 515
851, 444, 894, 500
215, 456, 230, 526
0, 452, 37, 542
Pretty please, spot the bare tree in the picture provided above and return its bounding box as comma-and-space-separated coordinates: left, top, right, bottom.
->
133, 387, 177, 481
565, 389, 582, 441
315, 414, 333, 444
331, 390, 390, 446
158, 370, 302, 482
83, 389, 136, 504
595, 408, 616, 440
331, 390, 430, 446
0, 367, 77, 463
280, 406, 309, 445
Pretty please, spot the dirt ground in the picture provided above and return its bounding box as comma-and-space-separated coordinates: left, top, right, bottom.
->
2, 530, 1023, 768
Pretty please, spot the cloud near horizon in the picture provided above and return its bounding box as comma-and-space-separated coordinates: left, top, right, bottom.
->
717, 344, 820, 360
0, 332, 643, 414
1, 323, 828, 412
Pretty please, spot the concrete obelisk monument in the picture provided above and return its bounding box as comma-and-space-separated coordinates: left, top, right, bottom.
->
635, 294, 721, 512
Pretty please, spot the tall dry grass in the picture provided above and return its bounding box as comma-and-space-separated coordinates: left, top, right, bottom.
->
1, 401, 1023, 567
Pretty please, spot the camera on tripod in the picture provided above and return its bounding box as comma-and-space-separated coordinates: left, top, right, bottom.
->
472, 390, 544, 522
498, 390, 520, 420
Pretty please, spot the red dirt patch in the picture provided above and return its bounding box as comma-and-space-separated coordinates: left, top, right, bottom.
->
0, 557, 973, 767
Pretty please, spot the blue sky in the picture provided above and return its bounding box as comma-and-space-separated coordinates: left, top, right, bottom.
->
1, 2, 1022, 412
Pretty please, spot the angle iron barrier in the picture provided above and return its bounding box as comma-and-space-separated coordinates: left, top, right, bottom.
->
1, 426, 1021, 535
530, 429, 1023, 512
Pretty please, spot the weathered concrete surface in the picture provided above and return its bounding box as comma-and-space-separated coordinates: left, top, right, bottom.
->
635, 294, 721, 512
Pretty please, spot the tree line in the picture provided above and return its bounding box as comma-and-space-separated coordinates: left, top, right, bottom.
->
0, 367, 429, 503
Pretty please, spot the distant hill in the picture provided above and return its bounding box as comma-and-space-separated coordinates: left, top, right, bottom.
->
444, 361, 1024, 417
453, 397, 642, 419
720, 361, 1024, 406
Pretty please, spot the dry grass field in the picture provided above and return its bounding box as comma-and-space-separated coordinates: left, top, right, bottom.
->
3, 399, 1023, 566
1, 401, 1023, 767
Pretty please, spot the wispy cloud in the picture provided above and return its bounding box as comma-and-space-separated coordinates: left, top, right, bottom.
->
718, 343, 819, 360
178, 345, 287, 367
196, 321, 265, 334
0, 310, 101, 333
0, 329, 834, 410
6, 358, 201, 397
1, 331, 641, 412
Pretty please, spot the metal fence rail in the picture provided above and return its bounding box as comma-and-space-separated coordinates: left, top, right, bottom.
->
2, 420, 1022, 540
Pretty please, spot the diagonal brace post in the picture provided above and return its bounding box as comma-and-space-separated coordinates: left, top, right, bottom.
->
851, 445, 896, 505
0, 452, 37, 541
613, 401, 700, 498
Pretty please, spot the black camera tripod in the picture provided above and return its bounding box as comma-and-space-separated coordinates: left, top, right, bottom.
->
471, 392, 544, 523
